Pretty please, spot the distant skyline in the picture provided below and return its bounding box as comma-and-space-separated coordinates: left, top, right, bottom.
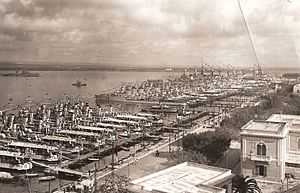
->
0, 0, 299, 68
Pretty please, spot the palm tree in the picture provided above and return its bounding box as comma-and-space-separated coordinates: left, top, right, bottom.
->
233, 175, 262, 193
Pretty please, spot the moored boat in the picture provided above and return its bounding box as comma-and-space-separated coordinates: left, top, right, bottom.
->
6, 141, 59, 162
143, 104, 178, 113
0, 150, 33, 171
0, 172, 15, 183
38, 175, 56, 182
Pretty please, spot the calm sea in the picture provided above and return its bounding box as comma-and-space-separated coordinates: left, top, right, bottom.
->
0, 71, 180, 110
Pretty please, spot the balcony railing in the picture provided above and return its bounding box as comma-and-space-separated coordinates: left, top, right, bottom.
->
249, 153, 271, 162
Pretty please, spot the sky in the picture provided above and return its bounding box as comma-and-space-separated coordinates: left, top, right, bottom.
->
0, 0, 299, 69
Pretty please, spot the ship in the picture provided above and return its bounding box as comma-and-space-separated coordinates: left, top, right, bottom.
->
176, 111, 208, 125
186, 97, 208, 108
72, 80, 87, 87
6, 141, 59, 163
2, 70, 40, 77
0, 150, 33, 171
143, 104, 178, 113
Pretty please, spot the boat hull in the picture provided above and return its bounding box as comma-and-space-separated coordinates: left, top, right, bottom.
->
0, 162, 32, 171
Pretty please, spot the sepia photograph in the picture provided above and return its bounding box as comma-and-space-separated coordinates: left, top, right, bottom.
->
0, 0, 300, 193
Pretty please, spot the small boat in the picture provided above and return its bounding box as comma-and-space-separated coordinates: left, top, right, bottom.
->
24, 173, 39, 178
0, 172, 15, 183
0, 172, 14, 180
38, 175, 56, 182
72, 80, 87, 87
88, 157, 100, 161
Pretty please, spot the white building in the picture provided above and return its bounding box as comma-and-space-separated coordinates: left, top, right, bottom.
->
241, 114, 300, 182
293, 84, 300, 95
128, 162, 234, 193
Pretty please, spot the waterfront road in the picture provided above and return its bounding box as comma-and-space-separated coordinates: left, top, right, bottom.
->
94, 115, 215, 181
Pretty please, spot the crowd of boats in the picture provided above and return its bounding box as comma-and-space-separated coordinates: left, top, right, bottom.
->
0, 98, 177, 192
0, 100, 169, 171
96, 69, 271, 111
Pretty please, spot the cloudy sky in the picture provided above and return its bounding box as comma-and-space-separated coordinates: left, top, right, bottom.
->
0, 0, 299, 68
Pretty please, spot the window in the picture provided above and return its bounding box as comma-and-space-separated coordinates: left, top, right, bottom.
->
257, 143, 266, 156
255, 165, 267, 176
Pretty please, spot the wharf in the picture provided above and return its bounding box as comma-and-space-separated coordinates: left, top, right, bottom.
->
31, 160, 88, 178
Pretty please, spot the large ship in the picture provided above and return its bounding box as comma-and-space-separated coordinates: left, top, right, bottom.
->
0, 150, 33, 171
176, 111, 208, 125
143, 104, 178, 113
1, 70, 40, 77
7, 141, 59, 163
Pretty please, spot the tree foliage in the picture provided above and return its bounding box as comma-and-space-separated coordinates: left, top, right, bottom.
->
182, 130, 231, 163
221, 84, 300, 140
98, 174, 130, 193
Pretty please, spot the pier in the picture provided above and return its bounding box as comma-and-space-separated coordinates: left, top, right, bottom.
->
31, 161, 88, 178
61, 135, 142, 168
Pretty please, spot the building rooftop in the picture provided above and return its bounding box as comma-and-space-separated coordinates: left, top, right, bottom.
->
240, 120, 287, 138
267, 114, 300, 122
129, 162, 232, 193
267, 114, 300, 133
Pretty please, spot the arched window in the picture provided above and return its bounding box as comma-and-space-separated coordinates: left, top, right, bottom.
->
257, 143, 266, 156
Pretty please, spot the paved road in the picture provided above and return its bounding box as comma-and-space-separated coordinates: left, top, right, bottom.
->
94, 115, 216, 180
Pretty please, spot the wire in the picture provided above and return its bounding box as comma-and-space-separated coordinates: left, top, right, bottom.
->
236, 0, 261, 72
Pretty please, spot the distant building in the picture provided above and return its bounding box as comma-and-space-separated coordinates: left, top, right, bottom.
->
241, 114, 300, 182
128, 162, 234, 193
293, 84, 300, 95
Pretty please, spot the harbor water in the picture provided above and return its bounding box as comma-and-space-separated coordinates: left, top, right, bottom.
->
0, 70, 179, 193
0, 71, 180, 109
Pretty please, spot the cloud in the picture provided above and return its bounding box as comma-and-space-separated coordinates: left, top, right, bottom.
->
0, 0, 299, 68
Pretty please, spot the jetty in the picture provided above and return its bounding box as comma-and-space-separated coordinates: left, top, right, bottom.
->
31, 161, 88, 178
60, 135, 142, 168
